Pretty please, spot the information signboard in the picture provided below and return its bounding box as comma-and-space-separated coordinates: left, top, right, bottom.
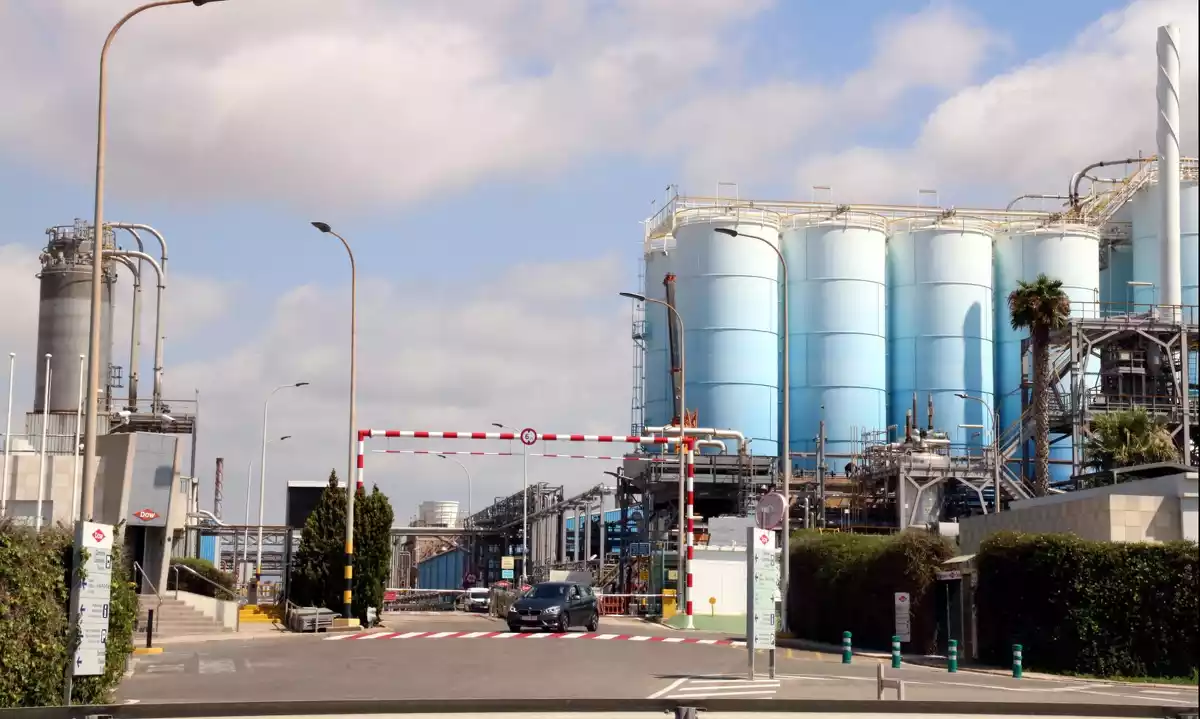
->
500, 555, 515, 570
746, 527, 778, 651
894, 591, 912, 643
69, 522, 115, 677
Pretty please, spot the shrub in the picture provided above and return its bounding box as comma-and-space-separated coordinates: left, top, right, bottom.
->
975, 532, 1198, 678
786, 529, 952, 654
167, 556, 236, 599
289, 471, 395, 623
0, 520, 136, 708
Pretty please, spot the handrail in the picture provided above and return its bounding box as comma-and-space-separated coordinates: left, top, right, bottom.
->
170, 562, 246, 605
132, 560, 162, 634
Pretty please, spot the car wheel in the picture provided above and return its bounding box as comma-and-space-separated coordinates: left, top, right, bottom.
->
586, 612, 599, 632
557, 612, 570, 632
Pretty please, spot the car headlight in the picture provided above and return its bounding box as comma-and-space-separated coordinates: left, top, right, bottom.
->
542, 605, 561, 615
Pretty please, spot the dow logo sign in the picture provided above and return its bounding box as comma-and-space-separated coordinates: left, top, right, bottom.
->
133, 508, 159, 522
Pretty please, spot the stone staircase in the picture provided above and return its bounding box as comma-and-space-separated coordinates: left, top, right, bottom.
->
137, 594, 232, 638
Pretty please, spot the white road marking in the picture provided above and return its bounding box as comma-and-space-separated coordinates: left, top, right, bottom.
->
688, 678, 780, 685
1140, 689, 1188, 696
143, 664, 185, 674
198, 659, 236, 675
594, 633, 618, 640
324, 633, 353, 640
647, 677, 689, 699
661, 637, 685, 643
493, 632, 518, 638
696, 639, 718, 644
427, 631, 456, 639
628, 635, 651, 642
559, 632, 584, 639
395, 631, 425, 638
359, 632, 390, 639
460, 631, 489, 638
666, 689, 777, 698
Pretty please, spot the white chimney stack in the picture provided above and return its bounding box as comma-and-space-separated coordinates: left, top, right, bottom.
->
1157, 23, 1182, 321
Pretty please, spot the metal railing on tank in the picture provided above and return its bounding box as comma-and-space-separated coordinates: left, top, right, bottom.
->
1067, 300, 1199, 323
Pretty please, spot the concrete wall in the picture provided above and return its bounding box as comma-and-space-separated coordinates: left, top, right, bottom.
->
173, 589, 240, 632
959, 471, 1198, 554
692, 546, 748, 616
1, 453, 78, 526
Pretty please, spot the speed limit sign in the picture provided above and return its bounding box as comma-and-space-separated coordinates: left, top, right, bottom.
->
520, 428, 538, 446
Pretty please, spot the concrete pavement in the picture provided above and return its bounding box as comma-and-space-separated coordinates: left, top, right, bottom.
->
117, 613, 1200, 708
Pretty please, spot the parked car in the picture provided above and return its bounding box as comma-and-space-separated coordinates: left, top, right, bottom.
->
506, 581, 599, 632
463, 587, 491, 612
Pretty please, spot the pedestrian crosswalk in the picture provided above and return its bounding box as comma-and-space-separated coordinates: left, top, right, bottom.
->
324, 630, 737, 646
650, 676, 781, 700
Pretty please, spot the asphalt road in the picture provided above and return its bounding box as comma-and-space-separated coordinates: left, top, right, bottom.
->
118, 613, 1200, 708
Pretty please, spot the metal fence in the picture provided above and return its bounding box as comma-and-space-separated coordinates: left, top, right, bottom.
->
382, 588, 467, 612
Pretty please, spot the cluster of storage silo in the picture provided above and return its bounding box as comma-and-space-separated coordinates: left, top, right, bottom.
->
637, 167, 1198, 480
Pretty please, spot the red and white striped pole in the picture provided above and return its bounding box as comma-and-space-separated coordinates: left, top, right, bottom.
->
684, 437, 695, 630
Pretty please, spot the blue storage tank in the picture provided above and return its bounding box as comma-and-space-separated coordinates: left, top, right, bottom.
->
650, 208, 782, 455
782, 212, 888, 462
994, 223, 1100, 428
888, 218, 994, 448
643, 236, 677, 441
1130, 177, 1200, 322
994, 223, 1100, 483
417, 548, 468, 589
1099, 243, 1134, 316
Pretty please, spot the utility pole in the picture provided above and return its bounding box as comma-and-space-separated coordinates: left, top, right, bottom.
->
816, 420, 826, 529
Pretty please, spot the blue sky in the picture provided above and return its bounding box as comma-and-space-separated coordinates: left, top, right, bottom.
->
0, 0, 1195, 521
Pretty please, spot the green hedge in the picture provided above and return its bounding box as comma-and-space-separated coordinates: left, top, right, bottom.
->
167, 556, 236, 599
975, 532, 1198, 678
786, 530, 952, 654
0, 521, 137, 707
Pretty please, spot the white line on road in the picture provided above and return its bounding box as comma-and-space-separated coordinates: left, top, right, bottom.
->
395, 631, 425, 639
359, 632, 390, 639
493, 632, 518, 638
427, 631, 457, 639
1140, 689, 1190, 696
647, 677, 689, 699
198, 659, 236, 675
628, 635, 651, 642
688, 678, 781, 685
559, 632, 584, 639
661, 637, 685, 643
460, 631, 489, 638
666, 689, 777, 698
594, 634, 618, 640
525, 632, 551, 639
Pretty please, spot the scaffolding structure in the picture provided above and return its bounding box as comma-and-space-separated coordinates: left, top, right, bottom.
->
1016, 303, 1199, 479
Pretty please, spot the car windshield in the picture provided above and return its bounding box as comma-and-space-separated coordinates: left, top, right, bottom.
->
525, 583, 568, 599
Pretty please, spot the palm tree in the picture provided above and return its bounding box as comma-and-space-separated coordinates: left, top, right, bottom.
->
1083, 408, 1180, 473
1008, 274, 1071, 496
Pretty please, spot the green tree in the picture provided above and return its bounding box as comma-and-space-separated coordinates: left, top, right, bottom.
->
288, 471, 395, 623
353, 486, 395, 623
1083, 408, 1181, 472
1008, 273, 1072, 496
289, 471, 346, 612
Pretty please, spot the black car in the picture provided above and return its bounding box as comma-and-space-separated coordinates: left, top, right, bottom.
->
507, 581, 600, 633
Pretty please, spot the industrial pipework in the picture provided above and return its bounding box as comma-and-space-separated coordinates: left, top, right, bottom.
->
107, 250, 165, 414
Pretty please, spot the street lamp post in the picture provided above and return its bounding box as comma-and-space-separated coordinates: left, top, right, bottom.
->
438, 454, 474, 574
957, 392, 1001, 512
81, 0, 227, 524
244, 435, 291, 583
2, 352, 15, 517
256, 383, 308, 578
492, 421, 528, 584
713, 227, 791, 628
619, 291, 689, 626
310, 221, 358, 622
436, 454, 473, 520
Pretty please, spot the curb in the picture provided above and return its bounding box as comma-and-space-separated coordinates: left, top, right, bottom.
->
773, 637, 1193, 690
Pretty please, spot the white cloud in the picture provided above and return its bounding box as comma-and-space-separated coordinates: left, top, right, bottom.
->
163, 256, 632, 524
0, 0, 771, 211
796, 0, 1200, 205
